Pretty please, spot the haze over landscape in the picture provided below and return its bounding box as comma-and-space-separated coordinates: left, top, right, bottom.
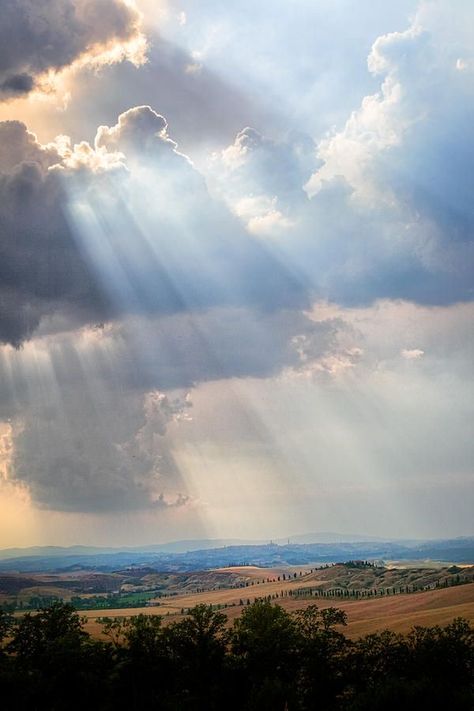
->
0, 0, 473, 551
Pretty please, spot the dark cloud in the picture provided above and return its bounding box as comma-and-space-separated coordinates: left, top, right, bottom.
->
12, 380, 191, 512
0, 73, 34, 98
115, 309, 341, 390
0, 308, 341, 416
0, 0, 142, 99
0, 129, 108, 347
0, 306, 341, 512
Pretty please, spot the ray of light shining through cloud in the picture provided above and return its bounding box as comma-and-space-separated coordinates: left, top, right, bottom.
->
0, 0, 472, 548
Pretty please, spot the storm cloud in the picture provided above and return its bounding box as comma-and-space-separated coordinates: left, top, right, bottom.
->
12, 380, 192, 512
0, 0, 144, 99
0, 307, 343, 511
0, 122, 107, 346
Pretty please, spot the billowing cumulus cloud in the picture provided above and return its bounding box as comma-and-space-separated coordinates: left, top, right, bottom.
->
212, 1, 474, 307
95, 104, 175, 156
219, 127, 316, 202
5, 0, 418, 164
0, 121, 59, 171
0, 324, 195, 512
212, 127, 315, 235
0, 107, 309, 347
0, 0, 145, 100
12, 384, 191, 513
302, 0, 474, 303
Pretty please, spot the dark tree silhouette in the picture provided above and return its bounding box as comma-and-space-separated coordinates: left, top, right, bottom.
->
0, 600, 472, 710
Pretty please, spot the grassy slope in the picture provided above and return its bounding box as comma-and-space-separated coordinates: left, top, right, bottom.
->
82, 571, 474, 640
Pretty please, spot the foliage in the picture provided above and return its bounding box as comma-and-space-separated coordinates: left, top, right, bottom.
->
0, 601, 472, 710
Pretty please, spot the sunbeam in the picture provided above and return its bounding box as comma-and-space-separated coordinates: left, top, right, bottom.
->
0, 0, 472, 549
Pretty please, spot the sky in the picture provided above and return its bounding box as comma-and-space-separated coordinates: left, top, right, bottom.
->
0, 0, 472, 547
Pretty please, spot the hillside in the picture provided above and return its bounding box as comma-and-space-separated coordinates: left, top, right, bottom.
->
297, 561, 474, 592
82, 580, 474, 641
3, 562, 473, 613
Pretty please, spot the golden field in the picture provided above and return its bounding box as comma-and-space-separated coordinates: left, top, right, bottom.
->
81, 566, 474, 640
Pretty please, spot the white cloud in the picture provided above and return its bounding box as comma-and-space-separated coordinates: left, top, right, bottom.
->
401, 348, 424, 360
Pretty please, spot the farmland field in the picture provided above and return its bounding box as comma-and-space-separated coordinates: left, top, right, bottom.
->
81, 566, 474, 640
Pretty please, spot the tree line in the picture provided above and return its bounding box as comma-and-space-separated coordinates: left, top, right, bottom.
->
0, 601, 472, 710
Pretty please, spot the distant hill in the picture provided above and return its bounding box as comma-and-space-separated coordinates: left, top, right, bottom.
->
0, 533, 392, 560
0, 545, 121, 560
0, 538, 266, 560
277, 532, 390, 545
0, 536, 472, 573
